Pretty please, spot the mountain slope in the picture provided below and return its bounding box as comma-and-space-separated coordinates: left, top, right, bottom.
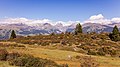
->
0, 22, 120, 39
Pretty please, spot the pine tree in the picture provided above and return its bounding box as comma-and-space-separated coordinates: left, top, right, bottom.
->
112, 25, 119, 35
109, 25, 120, 41
10, 30, 16, 39
75, 23, 82, 34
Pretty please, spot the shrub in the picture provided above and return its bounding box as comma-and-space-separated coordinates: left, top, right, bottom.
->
97, 47, 117, 56
9, 56, 28, 66
50, 32, 55, 36
87, 50, 97, 55
60, 40, 67, 45
17, 45, 25, 47
97, 51, 105, 56
109, 33, 120, 42
0, 49, 8, 61
9, 54, 60, 67
80, 57, 99, 67
75, 55, 81, 59
109, 49, 117, 56
41, 42, 49, 46
60, 64, 69, 67
59, 46, 74, 51
7, 52, 20, 61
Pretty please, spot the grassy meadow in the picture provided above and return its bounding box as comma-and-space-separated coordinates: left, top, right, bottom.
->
0, 41, 120, 67
0, 32, 120, 67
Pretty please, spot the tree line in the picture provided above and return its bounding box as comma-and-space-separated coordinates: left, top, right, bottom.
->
10, 23, 120, 41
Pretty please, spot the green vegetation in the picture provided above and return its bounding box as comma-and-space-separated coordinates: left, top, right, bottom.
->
80, 56, 99, 67
0, 61, 17, 67
0, 24, 120, 67
0, 49, 8, 61
10, 30, 16, 39
8, 32, 120, 57
9, 55, 60, 67
0, 42, 120, 67
0, 48, 64, 67
109, 25, 120, 41
87, 46, 117, 56
112, 25, 119, 35
75, 23, 82, 34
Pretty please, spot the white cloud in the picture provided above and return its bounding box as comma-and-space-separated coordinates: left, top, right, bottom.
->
32, 19, 52, 24
0, 18, 81, 26
111, 18, 120, 23
0, 18, 53, 25
55, 20, 80, 26
89, 14, 104, 20
84, 19, 111, 24
0, 18, 31, 24
0, 14, 120, 26
83, 14, 112, 25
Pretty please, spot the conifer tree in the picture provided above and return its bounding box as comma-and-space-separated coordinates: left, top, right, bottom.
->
75, 23, 82, 34
109, 25, 120, 41
112, 25, 119, 35
10, 30, 16, 39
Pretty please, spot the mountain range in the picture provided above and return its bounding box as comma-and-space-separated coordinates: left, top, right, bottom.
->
0, 21, 120, 39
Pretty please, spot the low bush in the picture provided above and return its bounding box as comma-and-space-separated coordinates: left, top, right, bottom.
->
17, 45, 25, 47
7, 52, 20, 61
87, 50, 97, 55
0, 49, 63, 67
97, 51, 105, 56
87, 47, 117, 56
60, 64, 69, 67
0, 49, 8, 61
9, 54, 61, 67
80, 57, 99, 67
75, 55, 81, 59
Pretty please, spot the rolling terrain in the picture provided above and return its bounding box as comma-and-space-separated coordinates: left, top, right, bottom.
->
0, 41, 120, 67
0, 32, 120, 67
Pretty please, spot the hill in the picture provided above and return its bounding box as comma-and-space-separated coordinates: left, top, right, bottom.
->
0, 32, 119, 67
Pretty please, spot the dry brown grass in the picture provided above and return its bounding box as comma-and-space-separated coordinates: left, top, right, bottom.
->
0, 42, 120, 67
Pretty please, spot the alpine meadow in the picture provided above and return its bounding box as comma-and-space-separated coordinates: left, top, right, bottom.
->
0, 0, 120, 67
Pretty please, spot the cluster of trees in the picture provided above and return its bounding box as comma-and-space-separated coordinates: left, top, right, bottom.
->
9, 23, 83, 39
74, 23, 120, 42
9, 23, 120, 42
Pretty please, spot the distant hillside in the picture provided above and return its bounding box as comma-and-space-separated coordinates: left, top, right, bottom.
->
0, 22, 120, 39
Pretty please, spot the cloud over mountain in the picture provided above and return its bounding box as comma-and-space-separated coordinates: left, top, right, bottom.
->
111, 18, 120, 23
0, 18, 51, 25
89, 14, 104, 20
0, 14, 120, 26
0, 14, 120, 39
0, 18, 80, 26
83, 14, 120, 25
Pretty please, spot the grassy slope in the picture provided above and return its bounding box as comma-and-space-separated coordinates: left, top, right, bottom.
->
0, 61, 17, 67
1, 42, 120, 67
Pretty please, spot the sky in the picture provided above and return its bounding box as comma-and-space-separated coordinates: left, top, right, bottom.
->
0, 0, 120, 22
